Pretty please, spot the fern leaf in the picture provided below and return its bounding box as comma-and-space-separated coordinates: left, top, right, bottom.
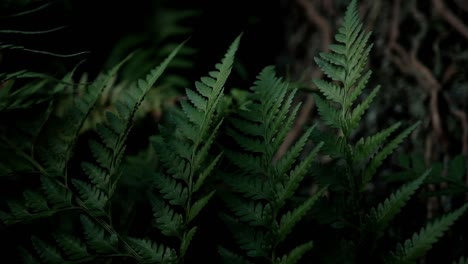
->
313, 79, 343, 105
180, 226, 197, 258
127, 237, 177, 263
80, 215, 117, 254
348, 85, 381, 131
218, 246, 253, 264
228, 127, 266, 154
386, 203, 468, 264
87, 139, 113, 170
368, 170, 429, 235
154, 174, 188, 206
345, 70, 372, 109
6, 200, 30, 219
223, 174, 272, 200
24, 190, 49, 212
227, 198, 273, 227
277, 142, 323, 205
41, 176, 72, 208
313, 94, 342, 130
40, 55, 129, 177
270, 103, 302, 155
95, 122, 120, 151
319, 52, 346, 67
314, 57, 346, 82
278, 187, 326, 243
224, 151, 264, 174
193, 153, 222, 193
353, 122, 401, 164
362, 121, 420, 187
229, 117, 263, 137
180, 99, 204, 125
152, 198, 183, 237
72, 179, 108, 213
276, 124, 316, 178
275, 241, 314, 264
31, 236, 63, 264
54, 233, 88, 260
187, 191, 215, 224
186, 88, 207, 110
81, 161, 109, 190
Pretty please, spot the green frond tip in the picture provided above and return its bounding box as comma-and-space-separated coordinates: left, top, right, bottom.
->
386, 203, 468, 264
368, 170, 429, 235
362, 121, 421, 189
275, 241, 314, 264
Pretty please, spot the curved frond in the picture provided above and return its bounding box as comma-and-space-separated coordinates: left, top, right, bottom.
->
367, 170, 429, 236
386, 203, 468, 264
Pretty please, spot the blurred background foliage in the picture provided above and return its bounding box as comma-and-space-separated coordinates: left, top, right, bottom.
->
1, 0, 467, 262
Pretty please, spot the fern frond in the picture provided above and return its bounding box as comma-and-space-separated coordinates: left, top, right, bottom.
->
54, 233, 89, 261
277, 142, 323, 205
353, 122, 401, 164
127, 237, 177, 263
276, 241, 314, 264
218, 246, 254, 264
154, 174, 188, 206
80, 215, 118, 254
313, 94, 342, 130
362, 121, 421, 188
151, 198, 183, 237
220, 213, 271, 258
187, 191, 215, 224
367, 170, 429, 236
72, 179, 108, 214
223, 173, 272, 200
41, 176, 72, 208
31, 236, 63, 264
0, 177, 73, 224
180, 226, 197, 259
225, 196, 273, 227
24, 190, 49, 213
39, 55, 130, 178
276, 124, 317, 177
348, 85, 380, 131
313, 79, 343, 105
386, 203, 468, 264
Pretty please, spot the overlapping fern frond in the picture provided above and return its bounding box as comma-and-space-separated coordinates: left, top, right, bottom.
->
148, 35, 241, 262
1, 40, 183, 263
385, 203, 468, 264
220, 66, 326, 264
310, 1, 467, 263
312, 0, 420, 189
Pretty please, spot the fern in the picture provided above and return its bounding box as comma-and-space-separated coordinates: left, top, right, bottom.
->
1, 39, 182, 263
386, 203, 468, 264
366, 170, 430, 238
147, 35, 241, 262
73, 43, 182, 216
220, 65, 326, 263
309, 1, 440, 263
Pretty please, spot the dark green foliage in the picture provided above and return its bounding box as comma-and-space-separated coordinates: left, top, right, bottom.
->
149, 34, 241, 262
1, 1, 466, 263
218, 65, 326, 263
309, 0, 467, 263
